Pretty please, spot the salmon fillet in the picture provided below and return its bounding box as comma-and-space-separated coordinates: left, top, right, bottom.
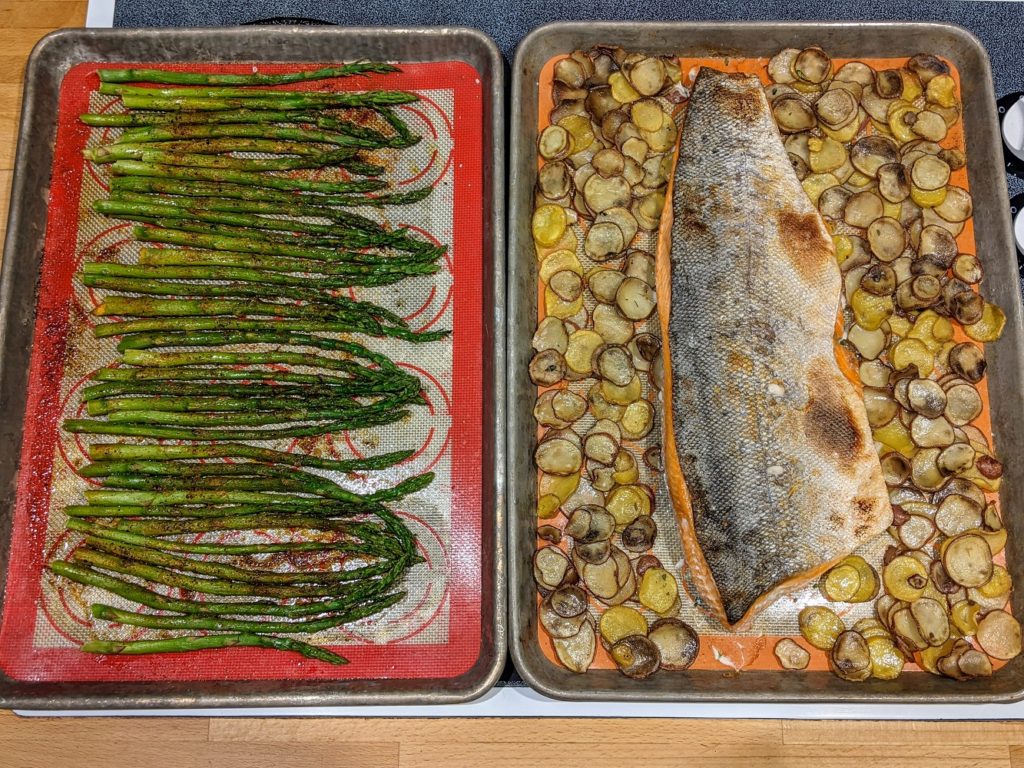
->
657, 67, 891, 629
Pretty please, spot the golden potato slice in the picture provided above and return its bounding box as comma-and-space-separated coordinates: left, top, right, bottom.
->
799, 605, 845, 650
976, 610, 1022, 660
883, 555, 929, 602
564, 330, 604, 375
599, 605, 648, 646
605, 484, 651, 527
942, 533, 994, 588
638, 567, 679, 615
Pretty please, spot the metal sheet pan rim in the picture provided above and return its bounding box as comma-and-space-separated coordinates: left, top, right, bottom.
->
508, 20, 1024, 703
0, 25, 506, 710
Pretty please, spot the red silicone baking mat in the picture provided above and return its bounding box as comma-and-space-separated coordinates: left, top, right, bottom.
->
0, 60, 484, 682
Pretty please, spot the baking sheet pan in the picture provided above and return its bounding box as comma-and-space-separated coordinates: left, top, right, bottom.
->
0, 25, 505, 709
507, 20, 1024, 702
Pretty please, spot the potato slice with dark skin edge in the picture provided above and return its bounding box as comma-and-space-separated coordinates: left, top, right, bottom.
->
649, 619, 700, 671
550, 585, 588, 618
907, 378, 947, 418
538, 161, 573, 200
768, 48, 800, 84
945, 383, 983, 426
774, 638, 811, 670
977, 610, 1023, 660
951, 253, 982, 284
529, 349, 566, 386
793, 46, 832, 83
867, 217, 906, 262
610, 635, 661, 679
772, 95, 816, 133
624, 250, 656, 286
815, 88, 858, 128
799, 606, 845, 650
575, 538, 612, 565
878, 162, 911, 202
615, 276, 656, 320
830, 631, 872, 682
621, 515, 657, 552
875, 68, 904, 98
599, 605, 648, 648
534, 547, 577, 594
549, 269, 584, 302
943, 533, 994, 588
628, 333, 661, 372
565, 504, 615, 544
595, 344, 635, 386
592, 303, 634, 345
911, 155, 951, 191
880, 453, 910, 485
553, 616, 597, 673
540, 597, 588, 640
937, 442, 975, 476
844, 190, 884, 228
589, 269, 626, 304
851, 135, 900, 177
534, 433, 583, 476
911, 597, 950, 646
532, 316, 569, 354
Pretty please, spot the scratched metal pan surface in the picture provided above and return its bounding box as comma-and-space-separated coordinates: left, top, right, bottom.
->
0, 26, 505, 709
508, 21, 1024, 702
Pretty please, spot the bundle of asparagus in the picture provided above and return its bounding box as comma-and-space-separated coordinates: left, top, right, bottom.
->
49, 62, 449, 666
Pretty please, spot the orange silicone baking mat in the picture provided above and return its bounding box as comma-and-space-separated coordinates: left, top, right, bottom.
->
0, 60, 486, 683
534, 52, 1005, 673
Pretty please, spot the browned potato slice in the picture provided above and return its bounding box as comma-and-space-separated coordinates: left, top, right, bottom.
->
866, 217, 906, 262
907, 54, 951, 85
649, 619, 699, 671
772, 95, 816, 133
584, 220, 625, 261
977, 610, 1023, 660
768, 48, 800, 84
844, 191, 884, 228
587, 381, 625, 422
830, 631, 871, 682
584, 427, 619, 467
629, 57, 667, 96
884, 555, 929, 602
610, 634, 661, 679
950, 289, 985, 325
877, 162, 911, 203
945, 383, 983, 426
638, 567, 679, 615
951, 253, 982, 284
906, 378, 946, 418
643, 445, 663, 472
583, 173, 631, 214
621, 514, 657, 552
875, 68, 904, 98
535, 430, 583, 476
606, 484, 651, 526
938, 442, 976, 476
898, 514, 936, 550
599, 605, 648, 647
539, 125, 572, 160
592, 147, 625, 178
602, 374, 642, 406
615, 276, 656, 320
575, 538, 612, 565
628, 333, 660, 373
619, 398, 655, 441
581, 551, 621, 600
880, 452, 911, 485
918, 225, 957, 268
534, 389, 586, 429
534, 547, 577, 594
553, 615, 597, 673
624, 250, 656, 286
630, 98, 663, 132
819, 185, 852, 220
549, 585, 587, 618
589, 269, 626, 305
565, 329, 604, 375
554, 57, 587, 88
911, 110, 948, 142
815, 88, 858, 128
936, 494, 983, 537
943, 533, 994, 588
540, 594, 588, 639
538, 161, 572, 200
529, 349, 566, 386
863, 388, 898, 428
851, 135, 900, 177
774, 638, 811, 670
593, 304, 634, 345
911, 155, 951, 191
932, 186, 973, 224
799, 605, 845, 650
910, 597, 950, 647
594, 344, 635, 387
549, 269, 584, 303
565, 504, 615, 543
532, 316, 569, 355
911, 414, 955, 448
862, 87, 895, 122
794, 46, 832, 83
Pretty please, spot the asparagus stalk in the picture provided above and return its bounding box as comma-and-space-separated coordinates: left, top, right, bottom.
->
92, 137, 343, 157
85, 442, 412, 471
62, 416, 398, 441
97, 62, 399, 85
92, 147, 359, 172
111, 160, 387, 194
81, 634, 349, 665
116, 122, 389, 148
103, 83, 417, 105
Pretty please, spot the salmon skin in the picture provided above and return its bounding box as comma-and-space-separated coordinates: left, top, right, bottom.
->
659, 68, 891, 628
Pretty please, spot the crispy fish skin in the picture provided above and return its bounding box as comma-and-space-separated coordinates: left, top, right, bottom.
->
659, 67, 891, 628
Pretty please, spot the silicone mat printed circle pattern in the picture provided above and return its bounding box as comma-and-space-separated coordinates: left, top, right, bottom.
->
0, 60, 486, 682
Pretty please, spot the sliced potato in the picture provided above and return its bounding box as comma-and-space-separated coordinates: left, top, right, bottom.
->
532, 316, 569, 354
844, 191, 884, 228
649, 619, 699, 671
830, 630, 872, 682
620, 513, 656, 551
553, 615, 597, 673
535, 431, 583, 476
638, 567, 679, 615
773, 95, 816, 133
615, 276, 656, 320
942, 533, 993, 588
593, 304, 634, 345
866, 217, 906, 262
589, 269, 626, 304
583, 174, 631, 214
911, 155, 951, 191
851, 135, 900, 177
539, 125, 571, 161
964, 302, 1007, 343
976, 610, 1022, 660
605, 484, 651, 526
534, 546, 576, 593
799, 605, 845, 650
774, 638, 811, 670
601, 374, 642, 406
529, 349, 566, 386
620, 399, 655, 440
951, 253, 982, 284
877, 162, 911, 203
565, 504, 615, 543
564, 329, 605, 375
610, 634, 660, 679
599, 605, 648, 647
883, 555, 929, 602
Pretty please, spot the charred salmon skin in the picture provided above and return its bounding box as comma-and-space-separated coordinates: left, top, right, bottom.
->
657, 67, 891, 628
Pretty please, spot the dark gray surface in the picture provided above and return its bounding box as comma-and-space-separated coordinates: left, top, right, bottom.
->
111, 0, 1024, 196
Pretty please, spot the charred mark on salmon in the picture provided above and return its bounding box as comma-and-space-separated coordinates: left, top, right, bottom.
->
804, 368, 863, 459
777, 207, 831, 282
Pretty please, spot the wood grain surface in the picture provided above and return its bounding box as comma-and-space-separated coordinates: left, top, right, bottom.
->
1, 5, 1023, 767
